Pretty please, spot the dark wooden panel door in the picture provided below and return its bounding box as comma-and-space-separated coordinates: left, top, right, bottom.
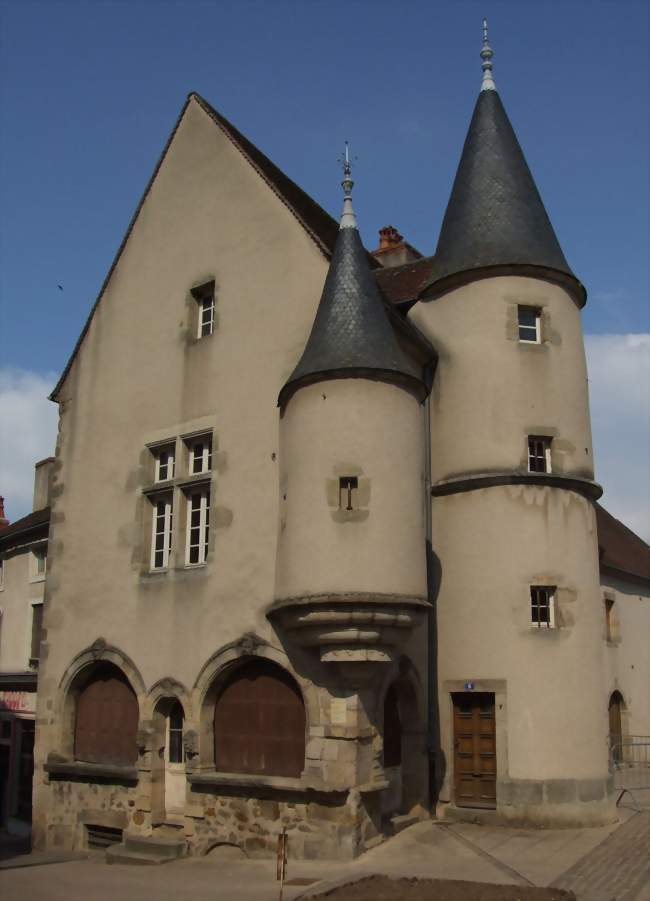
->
75, 666, 139, 766
452, 692, 496, 809
214, 660, 305, 778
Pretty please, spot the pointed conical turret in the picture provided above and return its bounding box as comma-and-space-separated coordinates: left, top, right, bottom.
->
427, 22, 585, 304
279, 146, 426, 408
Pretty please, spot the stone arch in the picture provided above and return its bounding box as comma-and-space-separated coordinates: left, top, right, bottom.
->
193, 634, 310, 772
378, 657, 426, 818
56, 639, 145, 762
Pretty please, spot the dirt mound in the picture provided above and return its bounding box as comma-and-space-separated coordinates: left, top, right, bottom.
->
305, 875, 577, 901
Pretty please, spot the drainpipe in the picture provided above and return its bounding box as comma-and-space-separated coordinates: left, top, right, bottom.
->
423, 365, 440, 808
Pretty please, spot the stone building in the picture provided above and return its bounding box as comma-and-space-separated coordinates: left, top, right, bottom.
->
0, 461, 52, 834
30, 29, 649, 860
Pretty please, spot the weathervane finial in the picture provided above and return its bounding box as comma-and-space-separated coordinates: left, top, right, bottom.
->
339, 141, 357, 229
480, 18, 496, 92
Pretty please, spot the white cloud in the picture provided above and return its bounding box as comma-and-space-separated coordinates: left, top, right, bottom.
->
0, 368, 59, 523
585, 334, 650, 542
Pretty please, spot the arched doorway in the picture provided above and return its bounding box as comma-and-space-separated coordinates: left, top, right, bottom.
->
213, 659, 305, 778
608, 691, 625, 763
152, 698, 186, 822
74, 662, 138, 766
381, 673, 423, 818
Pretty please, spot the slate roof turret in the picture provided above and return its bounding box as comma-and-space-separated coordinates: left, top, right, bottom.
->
425, 23, 585, 305
278, 148, 427, 409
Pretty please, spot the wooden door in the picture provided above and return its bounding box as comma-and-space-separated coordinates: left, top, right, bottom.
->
75, 666, 139, 766
452, 693, 496, 809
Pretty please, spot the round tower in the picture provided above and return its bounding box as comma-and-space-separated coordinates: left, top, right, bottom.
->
410, 26, 613, 826
272, 150, 430, 666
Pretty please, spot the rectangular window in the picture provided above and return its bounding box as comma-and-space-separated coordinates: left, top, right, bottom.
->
153, 445, 175, 482
32, 546, 47, 579
150, 495, 173, 570
186, 489, 210, 565
30, 603, 44, 661
531, 586, 555, 628
0, 558, 3, 589
339, 476, 358, 511
198, 294, 215, 338
518, 306, 541, 343
528, 436, 552, 473
189, 436, 212, 475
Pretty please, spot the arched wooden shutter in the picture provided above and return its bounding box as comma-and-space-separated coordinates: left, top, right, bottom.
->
214, 660, 305, 778
75, 665, 139, 766
383, 682, 402, 767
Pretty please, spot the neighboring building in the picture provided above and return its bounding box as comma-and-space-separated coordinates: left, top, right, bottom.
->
0, 460, 53, 834
30, 29, 649, 860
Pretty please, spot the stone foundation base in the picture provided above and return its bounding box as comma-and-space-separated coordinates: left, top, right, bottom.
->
439, 776, 617, 829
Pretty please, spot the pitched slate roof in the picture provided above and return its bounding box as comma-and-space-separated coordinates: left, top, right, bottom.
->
596, 504, 650, 585
0, 507, 50, 550
51, 92, 380, 402
278, 215, 428, 409
425, 89, 585, 305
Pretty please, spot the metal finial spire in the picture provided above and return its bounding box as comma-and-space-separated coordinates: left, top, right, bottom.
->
480, 18, 496, 91
339, 141, 357, 229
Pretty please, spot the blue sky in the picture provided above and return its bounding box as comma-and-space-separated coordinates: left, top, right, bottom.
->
0, 0, 648, 535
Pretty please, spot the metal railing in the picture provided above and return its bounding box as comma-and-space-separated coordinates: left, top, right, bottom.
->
609, 735, 650, 810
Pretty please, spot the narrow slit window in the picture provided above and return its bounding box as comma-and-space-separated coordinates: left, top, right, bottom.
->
30, 603, 44, 661
189, 436, 212, 475
168, 701, 184, 763
531, 586, 555, 629
32, 546, 47, 578
151, 495, 173, 570
528, 436, 552, 473
186, 489, 210, 565
518, 306, 541, 343
339, 476, 358, 511
605, 598, 615, 642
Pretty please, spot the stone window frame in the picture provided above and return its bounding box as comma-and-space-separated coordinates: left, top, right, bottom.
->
149, 490, 174, 571
50, 641, 145, 777
141, 430, 215, 575
29, 541, 47, 583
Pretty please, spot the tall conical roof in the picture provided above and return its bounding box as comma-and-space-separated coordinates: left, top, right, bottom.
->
278, 149, 426, 409
426, 25, 585, 304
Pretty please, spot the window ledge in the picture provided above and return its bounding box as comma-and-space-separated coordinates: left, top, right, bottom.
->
188, 770, 350, 795
44, 760, 139, 784
177, 474, 212, 490
142, 480, 175, 497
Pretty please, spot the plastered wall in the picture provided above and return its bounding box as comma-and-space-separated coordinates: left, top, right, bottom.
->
275, 379, 427, 600
410, 276, 595, 484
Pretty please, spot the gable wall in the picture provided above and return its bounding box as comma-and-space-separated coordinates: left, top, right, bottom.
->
41, 98, 329, 695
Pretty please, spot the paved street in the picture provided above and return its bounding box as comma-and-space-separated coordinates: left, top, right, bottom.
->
1, 809, 648, 900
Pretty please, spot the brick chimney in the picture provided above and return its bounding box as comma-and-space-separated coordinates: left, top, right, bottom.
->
0, 496, 9, 530
370, 225, 423, 268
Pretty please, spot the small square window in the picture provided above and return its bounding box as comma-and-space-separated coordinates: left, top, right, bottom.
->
152, 444, 175, 483
528, 436, 552, 473
531, 586, 555, 628
185, 489, 210, 566
188, 436, 212, 475
150, 494, 173, 570
518, 306, 541, 343
339, 476, 358, 511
